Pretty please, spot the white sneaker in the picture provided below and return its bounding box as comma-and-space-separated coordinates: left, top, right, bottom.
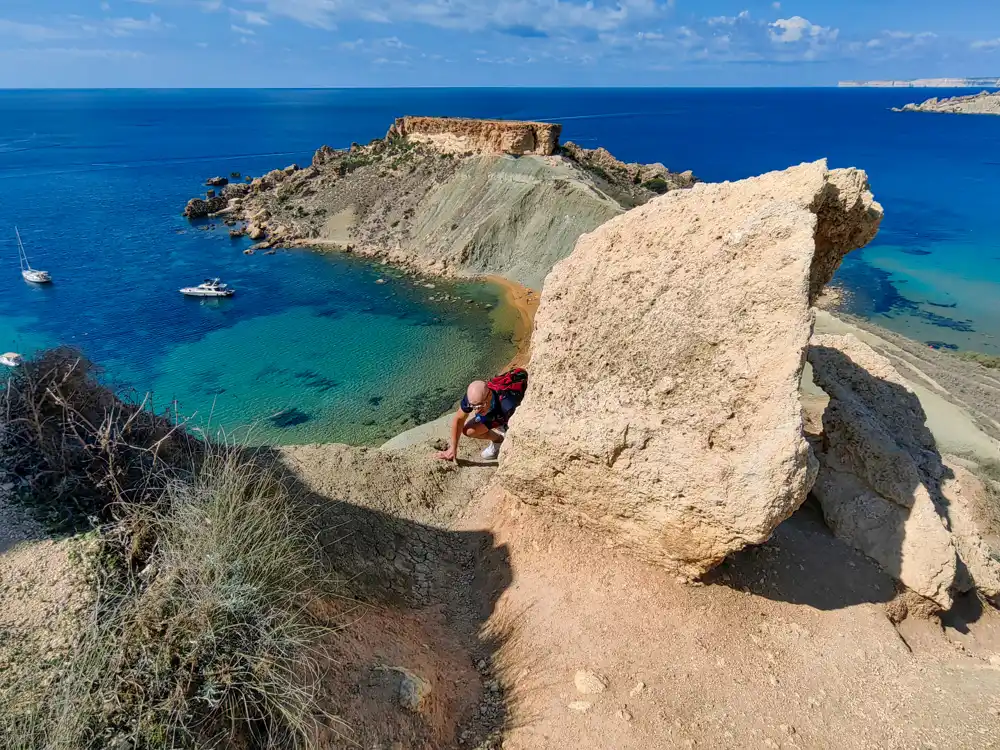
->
481, 441, 502, 460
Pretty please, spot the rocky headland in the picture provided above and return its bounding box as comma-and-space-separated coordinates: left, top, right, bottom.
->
894, 89, 1000, 115
184, 116, 696, 289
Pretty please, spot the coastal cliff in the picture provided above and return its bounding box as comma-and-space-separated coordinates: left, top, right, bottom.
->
386, 116, 561, 156
894, 90, 1000, 115
186, 117, 696, 289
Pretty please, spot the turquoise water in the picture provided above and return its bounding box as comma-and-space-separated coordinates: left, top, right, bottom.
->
1, 88, 1000, 446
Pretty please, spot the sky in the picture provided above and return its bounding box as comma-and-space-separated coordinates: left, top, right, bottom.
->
0, 0, 998, 87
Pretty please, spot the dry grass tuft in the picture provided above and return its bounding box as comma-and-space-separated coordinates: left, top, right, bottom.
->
1, 347, 197, 531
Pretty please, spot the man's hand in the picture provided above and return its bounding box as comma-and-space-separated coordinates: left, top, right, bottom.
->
436, 447, 456, 462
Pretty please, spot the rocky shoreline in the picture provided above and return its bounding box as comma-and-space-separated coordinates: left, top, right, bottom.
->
893, 89, 1000, 115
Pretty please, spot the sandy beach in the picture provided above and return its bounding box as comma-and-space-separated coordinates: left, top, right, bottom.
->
485, 274, 539, 369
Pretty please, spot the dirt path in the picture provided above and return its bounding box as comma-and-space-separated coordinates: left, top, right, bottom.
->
456, 489, 1000, 750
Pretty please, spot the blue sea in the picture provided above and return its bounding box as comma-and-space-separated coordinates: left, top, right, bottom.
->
1, 88, 998, 444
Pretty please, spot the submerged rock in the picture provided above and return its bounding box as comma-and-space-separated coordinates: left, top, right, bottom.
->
498, 160, 883, 578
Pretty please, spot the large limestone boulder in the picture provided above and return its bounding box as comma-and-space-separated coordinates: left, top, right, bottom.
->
498, 160, 882, 577
809, 333, 1000, 608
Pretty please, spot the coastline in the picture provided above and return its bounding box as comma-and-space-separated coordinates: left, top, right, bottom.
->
485, 274, 539, 369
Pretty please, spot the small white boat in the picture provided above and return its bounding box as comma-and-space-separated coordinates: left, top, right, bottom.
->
16, 227, 51, 284
179, 278, 235, 297
0, 352, 23, 367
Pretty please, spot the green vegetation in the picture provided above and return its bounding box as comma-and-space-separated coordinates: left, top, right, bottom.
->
0, 350, 342, 749
957, 350, 1000, 369
642, 177, 670, 195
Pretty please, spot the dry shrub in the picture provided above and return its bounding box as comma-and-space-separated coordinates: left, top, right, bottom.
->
3, 446, 344, 750
0, 347, 197, 530
0, 350, 345, 748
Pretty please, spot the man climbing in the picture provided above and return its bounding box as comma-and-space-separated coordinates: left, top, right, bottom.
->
435, 368, 528, 462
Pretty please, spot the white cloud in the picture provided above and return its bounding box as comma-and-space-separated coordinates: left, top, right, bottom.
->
200, 0, 224, 11
0, 19, 81, 41
972, 38, 1000, 50
707, 10, 749, 26
231, 24, 255, 34
769, 16, 836, 44
260, 0, 659, 35
18, 46, 144, 59
883, 30, 936, 41
230, 8, 269, 25
107, 13, 164, 36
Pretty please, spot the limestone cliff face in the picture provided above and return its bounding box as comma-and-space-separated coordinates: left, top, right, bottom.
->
386, 116, 561, 156
497, 160, 883, 578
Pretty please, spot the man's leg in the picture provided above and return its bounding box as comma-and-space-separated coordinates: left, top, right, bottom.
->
463, 418, 505, 444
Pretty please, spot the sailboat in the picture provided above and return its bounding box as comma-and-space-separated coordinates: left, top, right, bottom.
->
16, 227, 51, 284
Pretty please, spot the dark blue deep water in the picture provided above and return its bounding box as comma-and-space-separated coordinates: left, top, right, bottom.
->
1, 88, 999, 443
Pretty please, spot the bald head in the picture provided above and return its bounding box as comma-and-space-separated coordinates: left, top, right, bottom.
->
467, 380, 490, 406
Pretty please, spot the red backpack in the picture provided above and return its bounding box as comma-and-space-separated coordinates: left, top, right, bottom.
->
487, 368, 529, 404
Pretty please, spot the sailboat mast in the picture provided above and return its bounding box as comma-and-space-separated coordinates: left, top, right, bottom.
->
15, 226, 28, 271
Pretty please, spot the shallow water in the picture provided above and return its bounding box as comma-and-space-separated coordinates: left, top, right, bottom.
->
1, 88, 998, 446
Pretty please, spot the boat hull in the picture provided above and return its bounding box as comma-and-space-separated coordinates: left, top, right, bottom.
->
22, 270, 51, 283
179, 288, 235, 297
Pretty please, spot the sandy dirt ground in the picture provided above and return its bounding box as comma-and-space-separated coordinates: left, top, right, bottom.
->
457, 489, 1000, 750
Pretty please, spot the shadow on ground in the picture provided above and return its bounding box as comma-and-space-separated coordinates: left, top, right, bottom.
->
256, 445, 514, 749
710, 342, 992, 633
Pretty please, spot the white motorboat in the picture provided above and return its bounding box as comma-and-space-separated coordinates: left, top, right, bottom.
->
16, 227, 51, 284
179, 278, 235, 297
0, 352, 23, 367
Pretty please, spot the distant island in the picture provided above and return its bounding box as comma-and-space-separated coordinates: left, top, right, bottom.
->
893, 90, 1000, 115
839, 77, 1000, 88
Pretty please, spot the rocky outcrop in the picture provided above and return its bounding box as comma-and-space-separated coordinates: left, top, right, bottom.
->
497, 160, 883, 577
205, 176, 229, 187
187, 118, 696, 289
561, 142, 696, 195
894, 90, 1000, 115
386, 116, 561, 156
183, 195, 227, 219
808, 333, 1000, 608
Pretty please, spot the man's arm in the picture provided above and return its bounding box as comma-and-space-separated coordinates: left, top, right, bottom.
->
436, 404, 468, 461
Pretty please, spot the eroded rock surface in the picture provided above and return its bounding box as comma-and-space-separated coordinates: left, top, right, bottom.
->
808, 333, 1000, 608
498, 160, 883, 577
387, 116, 561, 156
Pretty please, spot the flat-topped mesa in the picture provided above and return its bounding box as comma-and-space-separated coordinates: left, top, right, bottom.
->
386, 116, 561, 156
